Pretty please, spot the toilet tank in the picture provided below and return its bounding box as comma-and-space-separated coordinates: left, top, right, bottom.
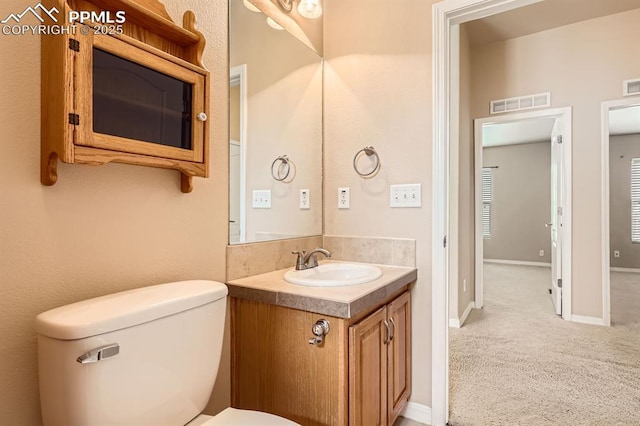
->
35, 280, 228, 426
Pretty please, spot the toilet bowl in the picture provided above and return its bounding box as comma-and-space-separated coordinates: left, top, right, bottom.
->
189, 409, 297, 425
35, 280, 298, 426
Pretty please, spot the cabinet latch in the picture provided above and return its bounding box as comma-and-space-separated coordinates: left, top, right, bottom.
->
309, 319, 330, 345
68, 113, 80, 125
68, 38, 80, 52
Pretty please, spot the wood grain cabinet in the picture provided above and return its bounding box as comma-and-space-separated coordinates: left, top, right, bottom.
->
41, 0, 210, 192
231, 290, 411, 426
349, 292, 411, 426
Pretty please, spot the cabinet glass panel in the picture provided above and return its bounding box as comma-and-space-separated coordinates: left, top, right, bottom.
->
92, 48, 193, 150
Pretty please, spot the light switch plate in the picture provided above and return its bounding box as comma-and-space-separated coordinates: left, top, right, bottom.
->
390, 184, 421, 208
252, 190, 271, 208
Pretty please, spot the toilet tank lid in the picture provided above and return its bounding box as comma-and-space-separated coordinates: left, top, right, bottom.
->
35, 280, 228, 340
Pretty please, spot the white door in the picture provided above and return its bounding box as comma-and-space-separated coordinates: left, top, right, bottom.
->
550, 118, 563, 315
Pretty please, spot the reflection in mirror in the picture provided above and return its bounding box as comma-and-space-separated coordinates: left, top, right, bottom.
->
229, 0, 323, 245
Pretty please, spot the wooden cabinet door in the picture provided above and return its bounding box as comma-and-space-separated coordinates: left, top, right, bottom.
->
349, 306, 388, 426
387, 291, 412, 425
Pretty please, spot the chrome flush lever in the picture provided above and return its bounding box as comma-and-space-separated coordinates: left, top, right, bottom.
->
308, 319, 330, 345
76, 344, 120, 364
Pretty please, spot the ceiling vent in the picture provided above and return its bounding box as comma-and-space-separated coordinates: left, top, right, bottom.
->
490, 92, 550, 115
623, 79, 640, 97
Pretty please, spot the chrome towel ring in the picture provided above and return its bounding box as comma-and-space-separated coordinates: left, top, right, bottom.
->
271, 155, 292, 182
353, 146, 380, 177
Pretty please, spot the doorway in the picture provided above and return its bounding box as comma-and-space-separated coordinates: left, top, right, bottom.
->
229, 64, 247, 244
432, 1, 570, 424
474, 109, 572, 317
601, 99, 640, 327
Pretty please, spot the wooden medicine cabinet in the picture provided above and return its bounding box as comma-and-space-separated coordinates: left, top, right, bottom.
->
41, 0, 210, 193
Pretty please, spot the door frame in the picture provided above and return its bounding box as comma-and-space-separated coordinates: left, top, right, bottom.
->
230, 64, 247, 243
431, 0, 544, 424
473, 108, 573, 319
600, 97, 640, 327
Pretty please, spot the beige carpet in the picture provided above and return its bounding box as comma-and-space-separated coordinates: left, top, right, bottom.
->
449, 264, 640, 426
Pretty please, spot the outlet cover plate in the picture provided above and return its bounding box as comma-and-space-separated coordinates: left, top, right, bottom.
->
338, 187, 350, 209
300, 189, 310, 209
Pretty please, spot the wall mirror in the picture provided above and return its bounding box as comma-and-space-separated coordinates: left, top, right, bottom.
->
229, 0, 323, 244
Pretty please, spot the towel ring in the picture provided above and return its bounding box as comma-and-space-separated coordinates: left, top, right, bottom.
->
271, 155, 291, 182
353, 146, 380, 177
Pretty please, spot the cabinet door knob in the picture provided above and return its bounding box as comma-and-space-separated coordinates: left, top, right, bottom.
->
383, 320, 391, 345
196, 112, 208, 122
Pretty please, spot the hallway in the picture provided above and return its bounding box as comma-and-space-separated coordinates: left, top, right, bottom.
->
449, 263, 640, 425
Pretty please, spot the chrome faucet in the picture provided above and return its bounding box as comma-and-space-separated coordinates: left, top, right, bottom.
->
291, 247, 332, 270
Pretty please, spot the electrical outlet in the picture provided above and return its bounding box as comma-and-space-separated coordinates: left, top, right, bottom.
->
463, 279, 467, 293
338, 187, 350, 209
299, 189, 310, 209
539, 250, 545, 257
614, 250, 621, 258
390, 184, 422, 208
252, 190, 271, 208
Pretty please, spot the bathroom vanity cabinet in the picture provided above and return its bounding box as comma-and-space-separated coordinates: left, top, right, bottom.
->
231, 290, 411, 426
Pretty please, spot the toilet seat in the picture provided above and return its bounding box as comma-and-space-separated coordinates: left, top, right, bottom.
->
188, 408, 299, 426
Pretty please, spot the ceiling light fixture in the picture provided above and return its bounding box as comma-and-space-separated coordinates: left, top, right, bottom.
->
297, 0, 322, 19
242, 0, 261, 13
266, 17, 285, 30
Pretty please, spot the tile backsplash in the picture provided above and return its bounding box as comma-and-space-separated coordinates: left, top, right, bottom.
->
227, 236, 323, 281
322, 235, 416, 267
227, 235, 416, 281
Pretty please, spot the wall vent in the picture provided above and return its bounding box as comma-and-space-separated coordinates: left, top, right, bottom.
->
623, 78, 640, 97
490, 92, 551, 115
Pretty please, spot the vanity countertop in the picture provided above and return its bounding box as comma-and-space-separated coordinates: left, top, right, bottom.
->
226, 261, 417, 319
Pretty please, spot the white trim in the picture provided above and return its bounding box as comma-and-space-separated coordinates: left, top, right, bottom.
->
484, 259, 551, 268
474, 107, 572, 321
230, 65, 247, 243
601, 98, 640, 327
571, 315, 606, 327
449, 301, 474, 328
610, 267, 640, 273
433, 1, 545, 425
402, 402, 432, 425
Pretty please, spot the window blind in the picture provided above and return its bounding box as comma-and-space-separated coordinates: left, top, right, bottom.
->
631, 158, 640, 243
482, 168, 493, 239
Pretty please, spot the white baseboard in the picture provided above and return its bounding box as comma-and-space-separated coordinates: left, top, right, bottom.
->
610, 267, 640, 273
571, 314, 606, 326
449, 301, 474, 328
484, 259, 551, 268
402, 402, 431, 425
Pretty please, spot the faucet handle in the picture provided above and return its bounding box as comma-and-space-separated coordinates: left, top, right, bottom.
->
292, 251, 306, 270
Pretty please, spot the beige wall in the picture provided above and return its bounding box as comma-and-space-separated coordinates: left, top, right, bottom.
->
230, 0, 322, 243
323, 0, 436, 407
468, 9, 640, 318
610, 134, 640, 268
457, 24, 476, 318
483, 142, 552, 262
0, 0, 229, 423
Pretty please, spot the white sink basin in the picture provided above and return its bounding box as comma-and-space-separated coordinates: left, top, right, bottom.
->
284, 262, 383, 287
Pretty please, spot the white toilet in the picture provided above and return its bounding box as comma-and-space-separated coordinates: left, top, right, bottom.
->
35, 280, 298, 426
